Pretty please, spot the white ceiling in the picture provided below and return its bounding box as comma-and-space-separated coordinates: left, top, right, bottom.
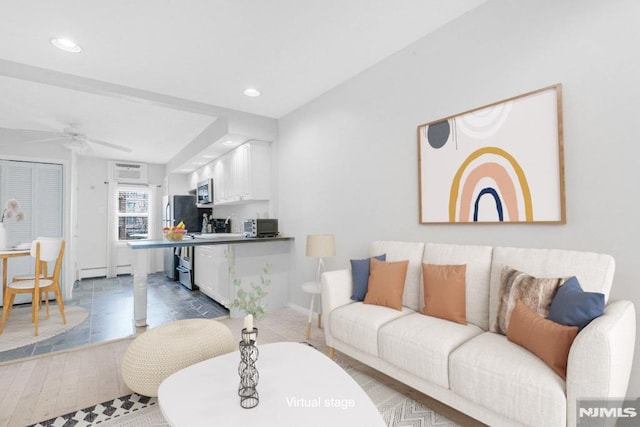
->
0, 0, 486, 164
0, 75, 216, 163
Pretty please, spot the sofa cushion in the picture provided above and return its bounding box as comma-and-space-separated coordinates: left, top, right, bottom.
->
379, 313, 482, 389
370, 241, 425, 312
423, 243, 493, 330
450, 332, 567, 427
364, 258, 409, 310
330, 302, 412, 356
421, 263, 466, 324
350, 254, 386, 301
547, 276, 605, 331
493, 266, 562, 334
507, 300, 578, 379
489, 246, 615, 333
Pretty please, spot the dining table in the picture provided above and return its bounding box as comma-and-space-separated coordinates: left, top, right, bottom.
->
0, 248, 31, 301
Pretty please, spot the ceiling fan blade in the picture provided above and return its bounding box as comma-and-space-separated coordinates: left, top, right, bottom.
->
0, 127, 57, 135
0, 127, 63, 139
23, 136, 67, 143
87, 137, 133, 153
1, 125, 132, 153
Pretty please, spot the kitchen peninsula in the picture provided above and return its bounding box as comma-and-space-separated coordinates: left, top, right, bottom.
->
128, 235, 293, 327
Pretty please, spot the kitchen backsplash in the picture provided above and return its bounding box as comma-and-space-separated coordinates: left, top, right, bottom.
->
211, 200, 272, 234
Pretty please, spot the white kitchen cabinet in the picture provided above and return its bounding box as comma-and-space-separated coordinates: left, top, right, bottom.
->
221, 154, 235, 204
212, 141, 271, 205
194, 245, 230, 306
212, 154, 235, 205
232, 144, 248, 201
212, 160, 225, 205
187, 239, 293, 318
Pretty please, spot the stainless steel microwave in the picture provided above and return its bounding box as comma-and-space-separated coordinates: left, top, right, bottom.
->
196, 179, 213, 205
243, 219, 278, 238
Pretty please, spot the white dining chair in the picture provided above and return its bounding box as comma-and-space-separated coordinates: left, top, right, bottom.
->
0, 238, 66, 336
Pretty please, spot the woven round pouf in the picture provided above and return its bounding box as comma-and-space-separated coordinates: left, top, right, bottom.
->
122, 318, 234, 397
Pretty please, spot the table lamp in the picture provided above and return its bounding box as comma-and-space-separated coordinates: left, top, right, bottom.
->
306, 234, 336, 282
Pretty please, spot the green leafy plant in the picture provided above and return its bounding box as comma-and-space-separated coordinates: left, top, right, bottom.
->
225, 249, 272, 320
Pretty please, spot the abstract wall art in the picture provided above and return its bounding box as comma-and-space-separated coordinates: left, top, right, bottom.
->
417, 84, 565, 224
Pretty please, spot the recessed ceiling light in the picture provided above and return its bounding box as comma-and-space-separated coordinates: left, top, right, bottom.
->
243, 88, 261, 97
50, 37, 82, 53
222, 140, 234, 145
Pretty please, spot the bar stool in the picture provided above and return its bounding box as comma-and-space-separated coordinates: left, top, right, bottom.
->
303, 281, 322, 340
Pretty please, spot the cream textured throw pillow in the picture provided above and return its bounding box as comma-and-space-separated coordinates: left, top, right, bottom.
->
493, 265, 563, 335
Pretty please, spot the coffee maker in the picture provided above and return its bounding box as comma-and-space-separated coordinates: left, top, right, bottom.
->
211, 218, 232, 233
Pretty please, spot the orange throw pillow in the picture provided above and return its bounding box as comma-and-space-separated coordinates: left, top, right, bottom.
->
421, 263, 467, 324
363, 258, 409, 311
507, 299, 578, 379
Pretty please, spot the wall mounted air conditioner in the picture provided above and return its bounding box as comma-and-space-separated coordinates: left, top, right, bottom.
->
109, 161, 148, 184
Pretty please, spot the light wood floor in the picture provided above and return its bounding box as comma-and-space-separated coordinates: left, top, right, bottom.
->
0, 338, 132, 427
0, 307, 486, 427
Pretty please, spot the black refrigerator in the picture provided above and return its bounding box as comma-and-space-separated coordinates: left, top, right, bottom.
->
162, 195, 199, 280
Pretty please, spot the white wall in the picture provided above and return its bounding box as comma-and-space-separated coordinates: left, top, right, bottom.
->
277, 0, 640, 397
76, 157, 166, 277
76, 157, 108, 277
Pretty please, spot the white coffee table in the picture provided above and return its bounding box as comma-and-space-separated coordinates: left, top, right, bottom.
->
158, 341, 386, 427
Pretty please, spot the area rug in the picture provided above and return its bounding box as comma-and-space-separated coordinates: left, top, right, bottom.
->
0, 305, 88, 352
30, 359, 460, 427
343, 364, 459, 427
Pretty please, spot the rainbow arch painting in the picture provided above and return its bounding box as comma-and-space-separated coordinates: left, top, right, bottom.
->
417, 85, 565, 224
449, 147, 532, 222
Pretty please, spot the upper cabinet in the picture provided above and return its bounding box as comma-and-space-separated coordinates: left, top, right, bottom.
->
213, 140, 271, 205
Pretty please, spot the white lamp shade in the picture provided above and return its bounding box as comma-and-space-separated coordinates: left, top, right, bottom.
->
306, 234, 335, 257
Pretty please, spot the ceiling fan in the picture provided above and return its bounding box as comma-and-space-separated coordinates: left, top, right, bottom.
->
3, 123, 132, 153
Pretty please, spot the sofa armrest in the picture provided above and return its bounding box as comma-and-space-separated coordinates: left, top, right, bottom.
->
566, 300, 636, 427
321, 269, 354, 348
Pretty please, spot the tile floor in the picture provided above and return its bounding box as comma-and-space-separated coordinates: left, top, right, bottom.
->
0, 273, 229, 362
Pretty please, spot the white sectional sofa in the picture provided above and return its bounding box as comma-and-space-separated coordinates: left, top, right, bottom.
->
321, 241, 636, 427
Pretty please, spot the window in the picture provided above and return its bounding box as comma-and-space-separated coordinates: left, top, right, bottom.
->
117, 188, 149, 240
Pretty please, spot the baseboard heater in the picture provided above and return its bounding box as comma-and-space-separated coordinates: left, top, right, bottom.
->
79, 267, 107, 280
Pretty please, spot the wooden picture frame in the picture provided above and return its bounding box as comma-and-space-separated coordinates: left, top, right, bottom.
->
417, 84, 565, 224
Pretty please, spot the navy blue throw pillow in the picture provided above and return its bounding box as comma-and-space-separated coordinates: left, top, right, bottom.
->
547, 276, 605, 331
350, 254, 386, 301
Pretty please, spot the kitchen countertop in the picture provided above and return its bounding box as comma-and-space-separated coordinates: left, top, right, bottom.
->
127, 234, 293, 249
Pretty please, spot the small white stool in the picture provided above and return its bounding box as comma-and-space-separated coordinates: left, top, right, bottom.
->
302, 281, 322, 340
